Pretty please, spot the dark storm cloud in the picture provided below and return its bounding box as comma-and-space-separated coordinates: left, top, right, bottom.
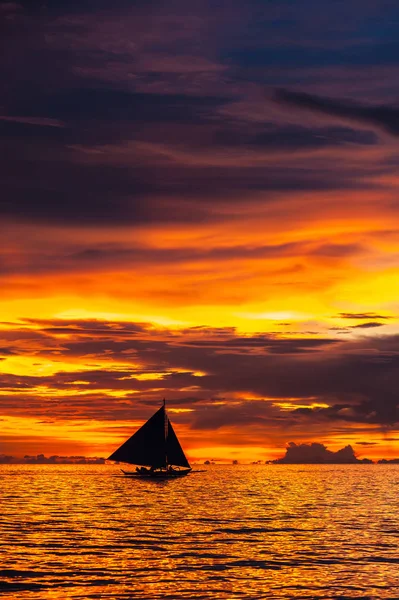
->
274, 89, 399, 137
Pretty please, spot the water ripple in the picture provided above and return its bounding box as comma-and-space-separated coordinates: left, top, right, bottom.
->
1, 464, 399, 599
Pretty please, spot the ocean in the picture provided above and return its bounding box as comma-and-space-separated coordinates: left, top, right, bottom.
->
1, 464, 398, 599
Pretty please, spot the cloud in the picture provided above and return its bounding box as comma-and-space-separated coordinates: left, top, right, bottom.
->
0, 240, 336, 277
1, 148, 378, 227
274, 88, 399, 137
356, 441, 377, 446
1, 0, 396, 236
9, 89, 230, 125
0, 116, 65, 128
214, 125, 377, 151
350, 322, 385, 329
2, 0, 399, 457
2, 318, 399, 429
339, 313, 392, 320
1, 0, 394, 229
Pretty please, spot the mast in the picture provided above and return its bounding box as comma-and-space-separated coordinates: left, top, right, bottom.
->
164, 398, 168, 467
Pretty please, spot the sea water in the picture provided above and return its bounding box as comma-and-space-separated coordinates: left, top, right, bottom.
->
1, 464, 398, 599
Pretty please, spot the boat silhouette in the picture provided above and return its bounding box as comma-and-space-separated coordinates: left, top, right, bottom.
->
108, 400, 191, 478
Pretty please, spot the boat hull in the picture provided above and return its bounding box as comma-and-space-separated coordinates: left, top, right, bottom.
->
121, 468, 191, 479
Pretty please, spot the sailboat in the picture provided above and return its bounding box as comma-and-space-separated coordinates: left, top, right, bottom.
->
107, 400, 191, 478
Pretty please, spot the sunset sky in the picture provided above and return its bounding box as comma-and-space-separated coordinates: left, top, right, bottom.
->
1, 0, 399, 462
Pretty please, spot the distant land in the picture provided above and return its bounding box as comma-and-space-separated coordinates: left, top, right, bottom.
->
273, 442, 374, 464
0, 454, 105, 464
2, 447, 399, 465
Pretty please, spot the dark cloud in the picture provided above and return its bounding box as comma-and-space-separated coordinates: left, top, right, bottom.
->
350, 322, 385, 329
0, 117, 66, 136
2, 319, 399, 428
310, 243, 365, 258
6, 0, 141, 17
23, 318, 151, 336
0, 347, 16, 355
0, 0, 394, 229
183, 335, 337, 353
356, 441, 377, 446
0, 241, 317, 276
8, 89, 230, 126
190, 399, 279, 431
2, 149, 380, 226
0, 238, 370, 279
215, 125, 377, 150
339, 313, 392, 320
274, 89, 399, 137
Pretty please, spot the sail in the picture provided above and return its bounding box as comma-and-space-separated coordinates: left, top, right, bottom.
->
166, 419, 191, 468
107, 406, 167, 467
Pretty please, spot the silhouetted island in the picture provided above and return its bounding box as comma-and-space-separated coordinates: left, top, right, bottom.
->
377, 458, 399, 464
0, 454, 106, 464
274, 442, 372, 464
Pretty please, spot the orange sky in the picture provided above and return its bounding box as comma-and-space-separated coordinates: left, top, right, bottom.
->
1, 1, 399, 462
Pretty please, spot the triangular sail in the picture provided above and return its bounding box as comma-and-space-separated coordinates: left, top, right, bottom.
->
166, 420, 191, 468
107, 406, 167, 467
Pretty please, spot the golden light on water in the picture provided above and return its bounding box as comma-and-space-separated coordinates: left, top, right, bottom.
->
2, 463, 399, 597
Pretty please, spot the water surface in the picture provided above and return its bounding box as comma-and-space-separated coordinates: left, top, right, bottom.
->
1, 464, 398, 599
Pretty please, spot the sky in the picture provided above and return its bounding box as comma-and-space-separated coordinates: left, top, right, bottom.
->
1, 0, 399, 462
